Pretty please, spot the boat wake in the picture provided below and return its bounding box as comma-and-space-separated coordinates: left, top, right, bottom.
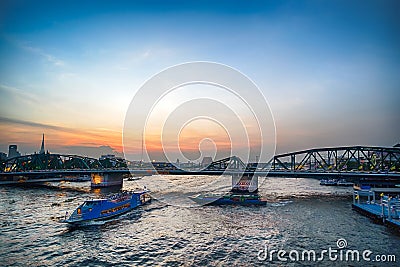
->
269, 200, 293, 207
73, 220, 105, 226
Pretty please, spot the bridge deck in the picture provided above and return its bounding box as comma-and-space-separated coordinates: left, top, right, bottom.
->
1, 168, 400, 187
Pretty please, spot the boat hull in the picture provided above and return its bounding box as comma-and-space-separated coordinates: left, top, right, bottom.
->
190, 194, 267, 206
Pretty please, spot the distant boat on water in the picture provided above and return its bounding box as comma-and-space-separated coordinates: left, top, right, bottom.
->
336, 179, 354, 186
320, 179, 337, 186
320, 179, 353, 186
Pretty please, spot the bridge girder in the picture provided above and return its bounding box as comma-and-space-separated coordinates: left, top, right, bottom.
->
203, 156, 247, 171
270, 146, 400, 173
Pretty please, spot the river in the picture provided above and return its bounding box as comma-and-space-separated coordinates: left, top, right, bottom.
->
0, 177, 399, 266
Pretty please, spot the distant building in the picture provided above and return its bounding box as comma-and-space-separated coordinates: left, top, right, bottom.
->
8, 145, 21, 159
100, 154, 116, 160
0, 152, 7, 161
151, 161, 178, 170
201, 156, 213, 167
179, 161, 196, 169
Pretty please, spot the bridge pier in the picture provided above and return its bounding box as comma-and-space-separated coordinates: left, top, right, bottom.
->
91, 172, 123, 188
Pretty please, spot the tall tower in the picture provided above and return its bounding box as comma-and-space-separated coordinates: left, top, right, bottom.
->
39, 133, 45, 154
8, 145, 21, 158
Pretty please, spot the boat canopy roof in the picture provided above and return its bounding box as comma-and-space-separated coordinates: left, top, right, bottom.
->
84, 199, 106, 203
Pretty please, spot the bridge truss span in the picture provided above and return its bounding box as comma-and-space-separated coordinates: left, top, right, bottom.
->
1, 153, 127, 173
271, 146, 400, 174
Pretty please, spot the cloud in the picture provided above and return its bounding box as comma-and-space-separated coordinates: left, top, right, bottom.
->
141, 50, 150, 59
19, 42, 65, 67
0, 84, 39, 104
0, 84, 41, 119
0, 116, 122, 146
58, 145, 123, 158
0, 116, 75, 133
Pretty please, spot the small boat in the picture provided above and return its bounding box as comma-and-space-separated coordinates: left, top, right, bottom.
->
63, 190, 151, 225
189, 193, 267, 205
320, 179, 337, 186
336, 179, 353, 186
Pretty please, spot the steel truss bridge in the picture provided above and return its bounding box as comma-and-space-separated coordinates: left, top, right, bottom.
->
0, 146, 399, 184
1, 153, 127, 172
271, 146, 400, 173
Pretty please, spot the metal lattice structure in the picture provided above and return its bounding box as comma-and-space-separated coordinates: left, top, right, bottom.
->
204, 156, 247, 171
1, 146, 399, 183
270, 146, 400, 173
2, 153, 127, 172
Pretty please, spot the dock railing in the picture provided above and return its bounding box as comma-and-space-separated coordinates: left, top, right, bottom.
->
381, 196, 400, 220
353, 190, 375, 205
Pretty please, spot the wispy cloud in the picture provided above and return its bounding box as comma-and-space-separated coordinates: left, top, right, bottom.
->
59, 145, 123, 158
21, 43, 65, 66
0, 116, 121, 138
0, 116, 73, 132
0, 84, 39, 104
112, 47, 173, 71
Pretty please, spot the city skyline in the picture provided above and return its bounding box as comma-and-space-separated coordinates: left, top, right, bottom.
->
0, 0, 399, 159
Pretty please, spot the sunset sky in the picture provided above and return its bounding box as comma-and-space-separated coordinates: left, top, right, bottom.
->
0, 0, 399, 160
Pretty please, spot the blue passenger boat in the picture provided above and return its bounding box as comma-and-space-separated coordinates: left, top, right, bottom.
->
63, 190, 151, 225
189, 193, 267, 205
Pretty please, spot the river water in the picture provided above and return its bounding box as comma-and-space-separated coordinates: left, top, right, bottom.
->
0, 177, 399, 266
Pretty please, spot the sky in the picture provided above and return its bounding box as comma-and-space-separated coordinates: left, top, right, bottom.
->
0, 0, 399, 160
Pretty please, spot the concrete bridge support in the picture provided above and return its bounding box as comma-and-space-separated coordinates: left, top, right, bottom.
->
91, 172, 123, 188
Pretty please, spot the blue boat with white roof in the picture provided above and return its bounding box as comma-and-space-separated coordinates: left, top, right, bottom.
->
63, 189, 151, 225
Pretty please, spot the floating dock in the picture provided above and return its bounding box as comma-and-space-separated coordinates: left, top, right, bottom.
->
352, 190, 400, 231
190, 173, 267, 205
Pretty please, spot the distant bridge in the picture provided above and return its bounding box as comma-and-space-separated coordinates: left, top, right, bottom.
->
0, 146, 399, 185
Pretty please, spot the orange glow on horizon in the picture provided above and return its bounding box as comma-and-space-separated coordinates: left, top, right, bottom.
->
0, 118, 267, 159
0, 122, 124, 154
